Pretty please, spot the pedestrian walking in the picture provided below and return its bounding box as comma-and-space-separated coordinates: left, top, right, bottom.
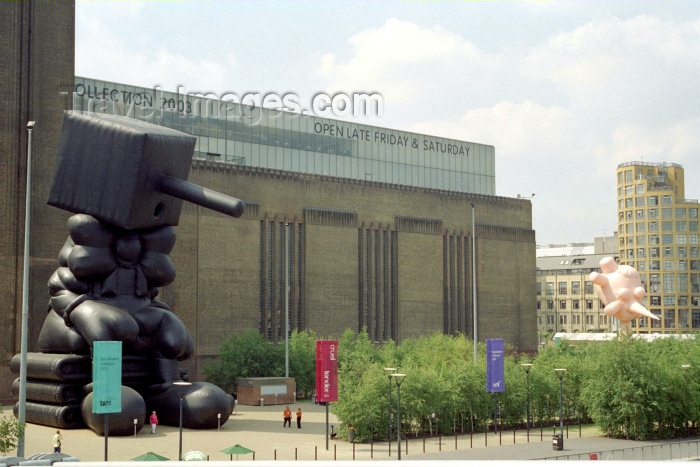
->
150, 411, 159, 434
296, 408, 302, 428
52, 430, 62, 453
283, 405, 292, 427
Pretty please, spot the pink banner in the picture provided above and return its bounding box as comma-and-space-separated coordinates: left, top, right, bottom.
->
315, 340, 338, 403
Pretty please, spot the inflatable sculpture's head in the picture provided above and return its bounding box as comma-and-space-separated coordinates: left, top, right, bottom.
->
48, 111, 242, 229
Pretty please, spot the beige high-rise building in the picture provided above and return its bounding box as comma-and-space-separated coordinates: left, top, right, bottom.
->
617, 161, 700, 333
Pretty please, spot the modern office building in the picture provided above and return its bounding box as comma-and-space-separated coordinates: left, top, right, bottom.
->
1, 3, 537, 402
616, 161, 700, 333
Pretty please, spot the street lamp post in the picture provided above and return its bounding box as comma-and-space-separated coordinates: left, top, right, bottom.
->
471, 203, 477, 362
681, 364, 691, 437
392, 374, 406, 461
522, 363, 532, 442
174, 381, 192, 460
554, 369, 566, 449
383, 368, 396, 456
17, 121, 36, 457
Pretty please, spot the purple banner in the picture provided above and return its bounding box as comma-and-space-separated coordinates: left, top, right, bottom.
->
486, 339, 505, 393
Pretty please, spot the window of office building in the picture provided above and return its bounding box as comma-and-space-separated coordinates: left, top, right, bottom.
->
677, 234, 687, 244
636, 195, 645, 205
662, 207, 673, 218
679, 309, 689, 328
585, 281, 593, 294
559, 300, 567, 309
649, 222, 659, 233
677, 221, 687, 231
546, 282, 554, 295
558, 282, 567, 294
572, 281, 580, 295
536, 282, 542, 295
664, 273, 675, 293
649, 196, 658, 206
693, 309, 700, 328
560, 315, 567, 325
691, 221, 699, 232
573, 300, 580, 310
662, 221, 673, 231
586, 300, 593, 309
663, 235, 673, 245
637, 223, 646, 233
662, 195, 673, 206
547, 300, 554, 310
664, 309, 676, 328
690, 208, 699, 219
678, 246, 687, 257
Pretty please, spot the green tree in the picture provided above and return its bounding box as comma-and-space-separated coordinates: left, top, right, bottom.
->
204, 329, 283, 392
288, 330, 317, 398
0, 408, 24, 456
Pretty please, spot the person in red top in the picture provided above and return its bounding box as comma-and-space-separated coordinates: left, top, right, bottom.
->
150, 411, 159, 434
283, 406, 292, 427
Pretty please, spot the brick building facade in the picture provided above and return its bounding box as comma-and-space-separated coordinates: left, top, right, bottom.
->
1, 3, 537, 402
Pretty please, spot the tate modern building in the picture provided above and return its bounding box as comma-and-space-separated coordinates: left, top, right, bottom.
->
1, 4, 536, 398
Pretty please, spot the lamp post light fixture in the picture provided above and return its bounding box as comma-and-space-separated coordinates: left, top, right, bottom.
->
173, 381, 192, 460
681, 364, 691, 437
383, 367, 397, 456
391, 374, 406, 461
554, 369, 566, 445
522, 363, 533, 441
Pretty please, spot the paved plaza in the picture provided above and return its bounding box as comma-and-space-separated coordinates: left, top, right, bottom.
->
3, 401, 699, 464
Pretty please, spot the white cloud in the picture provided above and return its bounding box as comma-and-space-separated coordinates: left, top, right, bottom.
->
317, 18, 496, 110
76, 6, 236, 92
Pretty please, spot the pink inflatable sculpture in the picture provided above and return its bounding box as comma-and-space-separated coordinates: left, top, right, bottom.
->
589, 256, 659, 332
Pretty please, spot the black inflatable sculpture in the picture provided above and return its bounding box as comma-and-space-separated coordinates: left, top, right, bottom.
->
11, 111, 244, 435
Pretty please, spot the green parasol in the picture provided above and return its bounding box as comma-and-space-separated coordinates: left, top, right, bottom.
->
220, 444, 254, 461
131, 451, 169, 461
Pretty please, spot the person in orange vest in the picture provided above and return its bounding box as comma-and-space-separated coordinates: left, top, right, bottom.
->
296, 408, 302, 429
283, 405, 292, 427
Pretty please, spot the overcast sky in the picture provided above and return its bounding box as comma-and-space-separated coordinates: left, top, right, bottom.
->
75, 1, 700, 246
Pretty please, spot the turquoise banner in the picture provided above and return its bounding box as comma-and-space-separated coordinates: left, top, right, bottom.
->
92, 341, 122, 414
